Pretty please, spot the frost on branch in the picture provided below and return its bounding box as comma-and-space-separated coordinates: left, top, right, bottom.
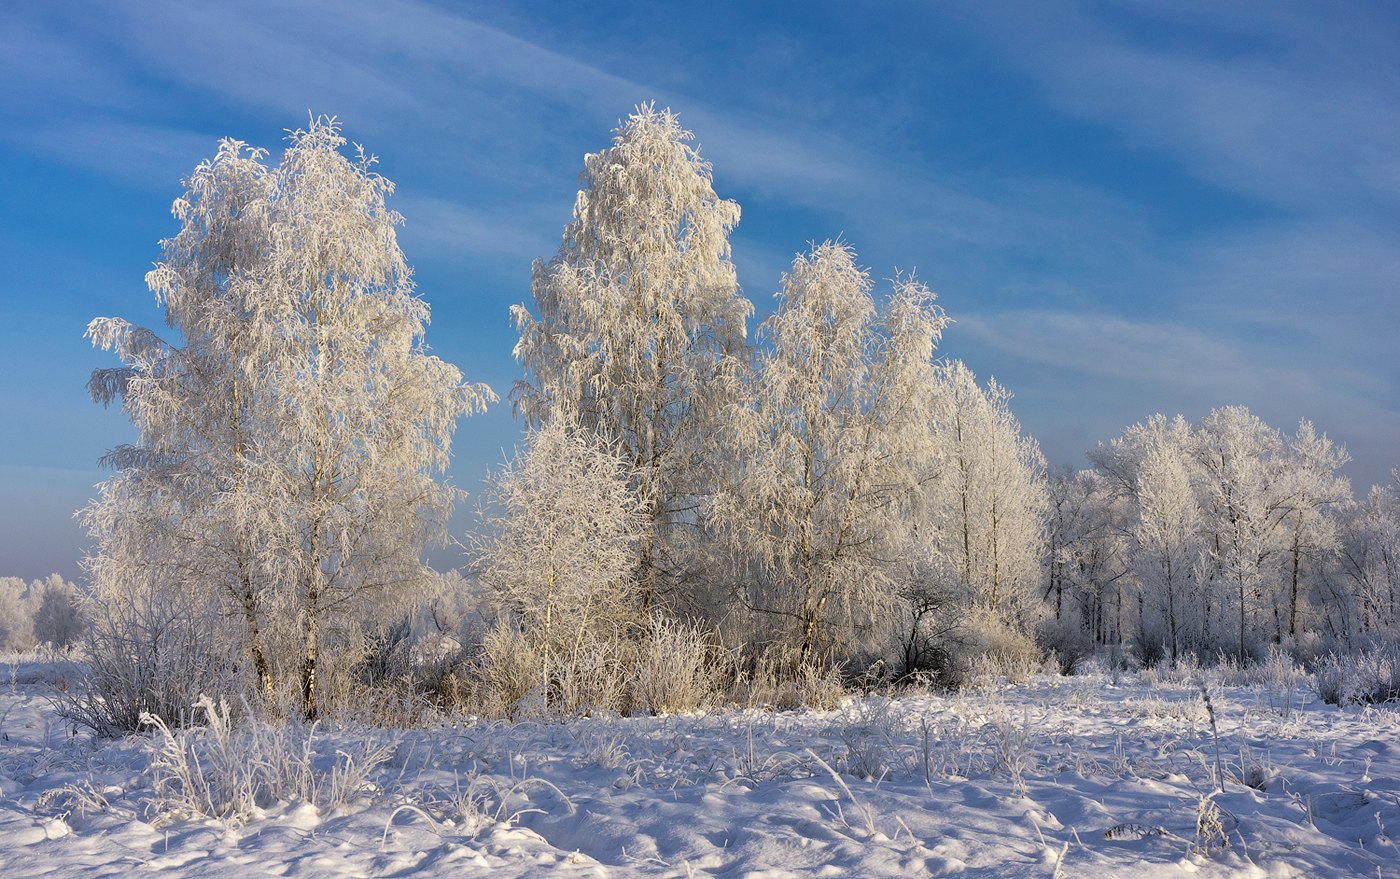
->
473, 418, 645, 716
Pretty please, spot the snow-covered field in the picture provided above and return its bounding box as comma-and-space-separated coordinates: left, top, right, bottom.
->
2, 659, 1397, 878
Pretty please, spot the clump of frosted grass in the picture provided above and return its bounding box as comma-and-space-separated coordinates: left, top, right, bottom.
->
142, 696, 396, 825
1315, 642, 1400, 706
630, 616, 721, 715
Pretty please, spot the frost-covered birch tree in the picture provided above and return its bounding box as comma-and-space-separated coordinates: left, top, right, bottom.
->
1090, 414, 1204, 660
714, 241, 947, 663
85, 119, 492, 721
1133, 441, 1201, 662
1335, 477, 1398, 640
1194, 406, 1292, 662
474, 418, 644, 712
1084, 409, 1364, 661
1279, 421, 1351, 639
511, 105, 752, 614
1050, 470, 1132, 649
85, 137, 281, 705
928, 361, 1048, 631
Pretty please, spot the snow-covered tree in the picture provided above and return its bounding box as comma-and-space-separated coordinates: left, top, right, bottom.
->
714, 242, 947, 663
1078, 409, 1372, 662
1132, 440, 1201, 661
1279, 421, 1351, 638
1336, 479, 1400, 639
258, 119, 493, 719
927, 361, 1048, 630
85, 118, 492, 720
86, 136, 280, 701
33, 577, 84, 649
1194, 406, 1293, 661
1050, 470, 1132, 650
0, 576, 70, 652
1090, 414, 1206, 660
0, 578, 33, 652
475, 417, 645, 704
512, 105, 752, 614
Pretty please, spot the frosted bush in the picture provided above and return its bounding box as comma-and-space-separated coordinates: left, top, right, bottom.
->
475, 624, 547, 720
61, 586, 238, 737
1164, 652, 1203, 685
474, 624, 637, 719
943, 619, 1042, 691
1036, 615, 1093, 675
631, 616, 720, 715
554, 639, 631, 716
726, 644, 846, 710
784, 659, 847, 710
1250, 646, 1307, 716
1315, 642, 1400, 706
984, 700, 1033, 797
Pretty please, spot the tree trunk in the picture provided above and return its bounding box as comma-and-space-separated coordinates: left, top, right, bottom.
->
240, 581, 274, 706
1166, 557, 1178, 663
1238, 572, 1247, 664
301, 599, 318, 721
1288, 535, 1301, 638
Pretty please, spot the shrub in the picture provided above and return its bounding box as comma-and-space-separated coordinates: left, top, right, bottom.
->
925, 615, 1042, 690
725, 644, 846, 710
61, 586, 238, 737
631, 616, 721, 715
474, 624, 548, 719
1315, 642, 1400, 706
1249, 646, 1307, 715
1036, 615, 1094, 675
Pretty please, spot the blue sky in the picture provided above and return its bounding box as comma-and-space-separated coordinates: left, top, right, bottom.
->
2, 0, 1397, 581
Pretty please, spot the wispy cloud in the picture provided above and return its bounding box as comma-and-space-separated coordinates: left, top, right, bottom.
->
7, 120, 221, 190
960, 1, 1400, 212
4, 0, 1395, 492
394, 195, 557, 263
955, 306, 1400, 483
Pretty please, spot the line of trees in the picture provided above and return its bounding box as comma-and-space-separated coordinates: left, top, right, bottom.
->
497, 107, 1049, 704
1046, 408, 1398, 666
0, 575, 83, 652
77, 106, 1398, 726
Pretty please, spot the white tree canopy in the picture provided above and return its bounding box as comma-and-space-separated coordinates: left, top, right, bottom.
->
927, 361, 1048, 630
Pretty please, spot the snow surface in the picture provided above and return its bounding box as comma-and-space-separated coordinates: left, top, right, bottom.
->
2, 659, 1397, 877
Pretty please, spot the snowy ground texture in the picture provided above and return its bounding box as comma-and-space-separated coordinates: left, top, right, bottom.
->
2, 660, 1397, 878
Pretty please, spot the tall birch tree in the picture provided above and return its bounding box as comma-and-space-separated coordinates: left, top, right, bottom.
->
928, 361, 1048, 629
86, 119, 493, 720
1195, 406, 1291, 662
511, 105, 752, 613
1279, 420, 1351, 638
1132, 441, 1201, 661
715, 241, 947, 663
86, 137, 280, 704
